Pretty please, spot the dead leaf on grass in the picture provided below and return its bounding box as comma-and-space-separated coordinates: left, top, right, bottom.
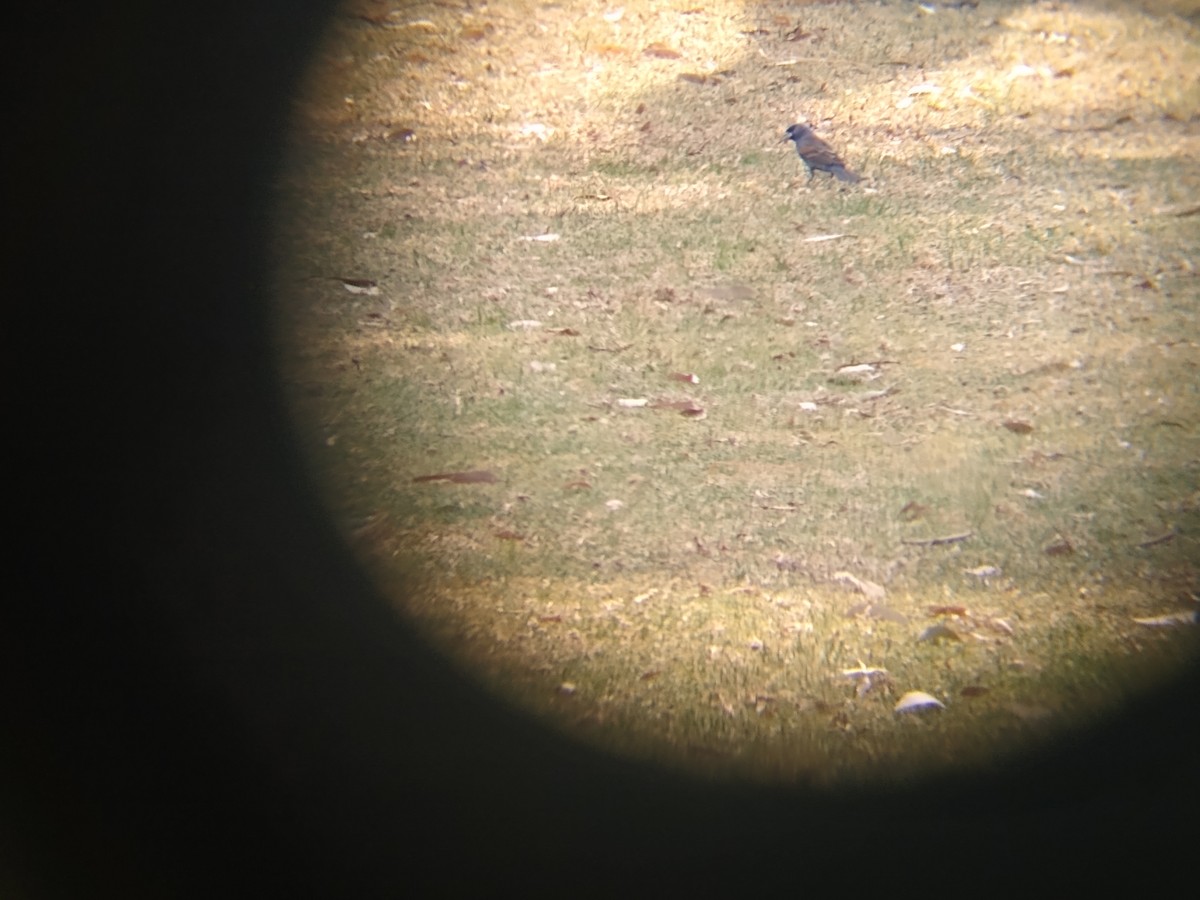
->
461, 24, 494, 41
833, 571, 887, 602
1002, 419, 1035, 434
1043, 536, 1074, 556
842, 664, 890, 698
964, 565, 1002, 579
1133, 610, 1197, 627
649, 398, 705, 418
338, 277, 380, 295
643, 42, 682, 59
845, 601, 909, 624
412, 469, 498, 484
918, 623, 964, 644
902, 531, 973, 547
895, 691, 945, 713
1137, 529, 1176, 548
834, 362, 879, 378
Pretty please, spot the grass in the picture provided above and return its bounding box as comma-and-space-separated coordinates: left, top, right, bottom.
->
270, 0, 1200, 786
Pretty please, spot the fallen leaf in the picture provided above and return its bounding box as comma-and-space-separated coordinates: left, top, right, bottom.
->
918, 623, 964, 644
845, 602, 909, 624
901, 531, 973, 547
1003, 419, 1034, 434
835, 363, 878, 377
964, 565, 1001, 579
412, 470, 498, 484
833, 571, 887, 601
1044, 536, 1074, 556
1137, 529, 1176, 548
339, 277, 380, 295
1133, 610, 1198, 627
643, 42, 681, 59
895, 691, 945, 713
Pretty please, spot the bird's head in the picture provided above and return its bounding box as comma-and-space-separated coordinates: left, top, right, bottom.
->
783, 123, 811, 143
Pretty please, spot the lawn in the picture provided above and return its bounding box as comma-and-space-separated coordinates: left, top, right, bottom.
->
270, 0, 1200, 785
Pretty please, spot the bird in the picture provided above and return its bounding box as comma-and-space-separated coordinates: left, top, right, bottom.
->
783, 123, 860, 183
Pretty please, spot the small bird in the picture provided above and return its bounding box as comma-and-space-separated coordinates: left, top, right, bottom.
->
783, 123, 860, 183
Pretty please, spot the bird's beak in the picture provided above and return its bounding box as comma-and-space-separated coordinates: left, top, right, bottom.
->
781, 134, 791, 142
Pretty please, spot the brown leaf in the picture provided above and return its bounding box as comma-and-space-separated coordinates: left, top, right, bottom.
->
1002, 419, 1034, 434
917, 623, 964, 644
643, 43, 681, 59
960, 685, 990, 698
1044, 536, 1074, 556
413, 469, 498, 484
563, 480, 592, 491
461, 25, 494, 41
494, 530, 524, 541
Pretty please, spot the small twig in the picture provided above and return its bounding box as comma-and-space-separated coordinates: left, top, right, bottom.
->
587, 343, 632, 353
934, 404, 975, 417
902, 531, 973, 547
1137, 529, 1176, 549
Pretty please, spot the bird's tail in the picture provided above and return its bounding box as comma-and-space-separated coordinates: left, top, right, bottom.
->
833, 167, 861, 183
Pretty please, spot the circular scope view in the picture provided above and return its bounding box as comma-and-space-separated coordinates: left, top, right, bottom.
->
271, 0, 1200, 784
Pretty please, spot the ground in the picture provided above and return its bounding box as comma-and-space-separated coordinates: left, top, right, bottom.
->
270, 0, 1200, 785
